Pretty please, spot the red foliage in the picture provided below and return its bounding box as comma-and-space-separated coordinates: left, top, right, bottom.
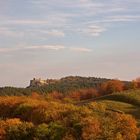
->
68, 88, 99, 101
31, 92, 43, 99
49, 91, 64, 100
135, 77, 140, 88
100, 80, 124, 95
81, 117, 101, 140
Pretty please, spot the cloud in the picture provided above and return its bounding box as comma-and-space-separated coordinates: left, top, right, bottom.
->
28, 45, 92, 52
28, 0, 126, 23
0, 26, 65, 39
70, 47, 92, 52
40, 30, 65, 37
1, 20, 48, 25
83, 15, 140, 26
0, 45, 65, 53
0, 47, 19, 53
54, 0, 125, 16
26, 45, 65, 50
0, 0, 139, 39
0, 27, 23, 37
79, 25, 106, 37
107, 15, 140, 22
78, 14, 140, 37
0, 45, 92, 53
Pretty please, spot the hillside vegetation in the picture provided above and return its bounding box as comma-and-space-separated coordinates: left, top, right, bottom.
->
96, 90, 140, 107
0, 76, 111, 96
0, 77, 140, 139
0, 95, 139, 140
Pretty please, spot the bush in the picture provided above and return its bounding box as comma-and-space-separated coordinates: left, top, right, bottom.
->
0, 96, 139, 139
6, 122, 34, 140
48, 122, 66, 140
0, 118, 34, 140
35, 123, 49, 140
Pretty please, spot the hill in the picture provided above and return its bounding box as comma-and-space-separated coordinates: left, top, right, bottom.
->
0, 94, 139, 140
0, 76, 111, 96
28, 76, 111, 93
0, 80, 140, 139
76, 90, 140, 129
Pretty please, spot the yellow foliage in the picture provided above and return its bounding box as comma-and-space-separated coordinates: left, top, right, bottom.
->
0, 96, 139, 139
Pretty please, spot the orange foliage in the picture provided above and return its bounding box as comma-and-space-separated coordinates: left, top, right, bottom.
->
69, 88, 99, 101
0, 118, 22, 140
113, 113, 139, 140
31, 92, 43, 99
135, 77, 140, 88
48, 91, 64, 100
0, 96, 26, 118
0, 128, 6, 140
0, 96, 139, 139
125, 80, 138, 90
81, 117, 101, 140
100, 80, 124, 94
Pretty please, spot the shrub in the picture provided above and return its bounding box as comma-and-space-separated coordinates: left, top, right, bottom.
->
35, 123, 49, 140
48, 122, 66, 140
0, 118, 34, 140
6, 122, 34, 140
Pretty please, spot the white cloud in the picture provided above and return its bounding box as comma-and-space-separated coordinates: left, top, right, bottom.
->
0, 26, 65, 39
0, 45, 65, 53
2, 20, 48, 25
70, 47, 92, 52
0, 48, 19, 53
79, 25, 106, 37
0, 1, 139, 39
0, 45, 92, 53
26, 45, 65, 50
27, 45, 92, 53
0, 27, 23, 37
40, 29, 65, 37
107, 15, 140, 22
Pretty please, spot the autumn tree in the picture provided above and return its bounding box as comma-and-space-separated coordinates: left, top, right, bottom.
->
68, 88, 99, 101
48, 91, 64, 100
0, 96, 139, 139
124, 81, 138, 90
100, 80, 124, 95
100, 112, 139, 140
81, 117, 101, 140
135, 77, 140, 88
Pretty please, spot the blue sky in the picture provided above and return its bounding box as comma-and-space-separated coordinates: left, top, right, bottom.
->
0, 0, 140, 87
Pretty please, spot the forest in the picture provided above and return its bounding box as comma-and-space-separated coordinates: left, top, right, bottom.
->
0, 77, 140, 140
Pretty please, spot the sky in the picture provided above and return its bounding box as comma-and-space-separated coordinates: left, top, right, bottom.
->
0, 0, 140, 87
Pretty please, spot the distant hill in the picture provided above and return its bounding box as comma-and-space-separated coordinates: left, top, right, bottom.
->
28, 76, 111, 93
0, 76, 130, 96
0, 78, 139, 139
0, 76, 111, 96
29, 76, 110, 87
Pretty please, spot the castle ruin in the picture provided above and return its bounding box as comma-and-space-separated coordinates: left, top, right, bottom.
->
30, 78, 58, 87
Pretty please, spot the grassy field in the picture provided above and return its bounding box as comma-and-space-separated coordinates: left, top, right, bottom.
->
98, 100, 140, 125
77, 89, 140, 136
90, 89, 140, 139
76, 89, 140, 127
87, 90, 140, 124
75, 89, 140, 139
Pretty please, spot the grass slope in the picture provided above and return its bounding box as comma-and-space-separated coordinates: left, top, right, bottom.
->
76, 89, 140, 127
98, 100, 140, 125
93, 90, 140, 126
97, 90, 140, 107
